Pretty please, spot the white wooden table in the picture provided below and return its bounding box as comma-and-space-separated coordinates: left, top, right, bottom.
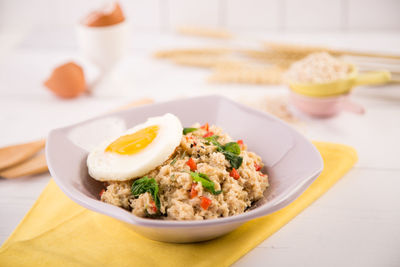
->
0, 30, 399, 266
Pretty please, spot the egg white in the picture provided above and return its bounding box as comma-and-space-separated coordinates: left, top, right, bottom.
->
87, 113, 182, 181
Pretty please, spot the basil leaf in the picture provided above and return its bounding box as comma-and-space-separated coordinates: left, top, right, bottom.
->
204, 135, 243, 169
183, 127, 198, 135
222, 151, 243, 169
204, 135, 220, 146
131, 176, 161, 210
222, 142, 241, 155
205, 136, 226, 155
190, 172, 222, 195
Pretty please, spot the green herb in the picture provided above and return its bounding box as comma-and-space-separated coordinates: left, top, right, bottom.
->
190, 171, 222, 195
204, 135, 243, 169
222, 142, 241, 155
204, 135, 220, 146
222, 151, 243, 169
170, 155, 178, 165
131, 176, 160, 210
183, 127, 198, 135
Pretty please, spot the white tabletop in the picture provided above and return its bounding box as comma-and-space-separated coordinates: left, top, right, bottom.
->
0, 30, 399, 267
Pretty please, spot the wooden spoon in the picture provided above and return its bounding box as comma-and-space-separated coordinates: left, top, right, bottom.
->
0, 154, 47, 179
0, 139, 46, 171
0, 98, 154, 179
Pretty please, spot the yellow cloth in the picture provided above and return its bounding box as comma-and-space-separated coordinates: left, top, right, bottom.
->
0, 142, 357, 267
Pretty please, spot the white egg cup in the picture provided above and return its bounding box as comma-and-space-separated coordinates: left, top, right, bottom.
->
76, 20, 130, 95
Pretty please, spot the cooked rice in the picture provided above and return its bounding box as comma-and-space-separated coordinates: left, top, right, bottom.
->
284, 52, 350, 84
101, 124, 269, 220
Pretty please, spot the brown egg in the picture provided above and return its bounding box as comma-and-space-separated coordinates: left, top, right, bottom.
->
84, 2, 125, 27
44, 62, 86, 99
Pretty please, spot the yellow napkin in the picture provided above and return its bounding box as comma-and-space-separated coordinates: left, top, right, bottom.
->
0, 142, 357, 267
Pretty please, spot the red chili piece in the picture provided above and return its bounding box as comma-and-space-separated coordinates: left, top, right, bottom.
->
150, 200, 157, 213
230, 168, 240, 180
99, 189, 105, 197
186, 158, 197, 171
190, 183, 198, 199
200, 196, 212, 210
203, 131, 214, 138
200, 123, 209, 132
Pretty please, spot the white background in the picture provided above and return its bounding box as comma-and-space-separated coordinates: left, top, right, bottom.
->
0, 0, 400, 266
1, 0, 400, 33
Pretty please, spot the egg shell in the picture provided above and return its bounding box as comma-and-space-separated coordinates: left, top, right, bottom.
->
85, 2, 125, 27
44, 62, 86, 99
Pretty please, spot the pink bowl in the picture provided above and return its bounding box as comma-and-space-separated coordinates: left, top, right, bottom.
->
289, 91, 365, 118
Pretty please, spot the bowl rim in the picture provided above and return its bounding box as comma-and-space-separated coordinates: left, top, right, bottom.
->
46, 95, 323, 228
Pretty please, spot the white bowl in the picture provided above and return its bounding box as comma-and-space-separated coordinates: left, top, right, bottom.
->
46, 95, 323, 243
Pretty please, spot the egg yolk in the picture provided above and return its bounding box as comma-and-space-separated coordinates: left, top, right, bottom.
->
105, 125, 159, 155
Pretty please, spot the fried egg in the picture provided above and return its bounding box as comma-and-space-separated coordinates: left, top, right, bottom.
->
87, 113, 182, 181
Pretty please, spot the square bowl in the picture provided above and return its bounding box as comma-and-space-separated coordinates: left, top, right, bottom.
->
46, 95, 323, 243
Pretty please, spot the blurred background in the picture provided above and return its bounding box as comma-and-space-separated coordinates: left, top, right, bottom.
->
0, 0, 399, 143
1, 0, 400, 33
1, 0, 399, 53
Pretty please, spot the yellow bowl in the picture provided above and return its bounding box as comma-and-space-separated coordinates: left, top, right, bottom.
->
289, 64, 391, 97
